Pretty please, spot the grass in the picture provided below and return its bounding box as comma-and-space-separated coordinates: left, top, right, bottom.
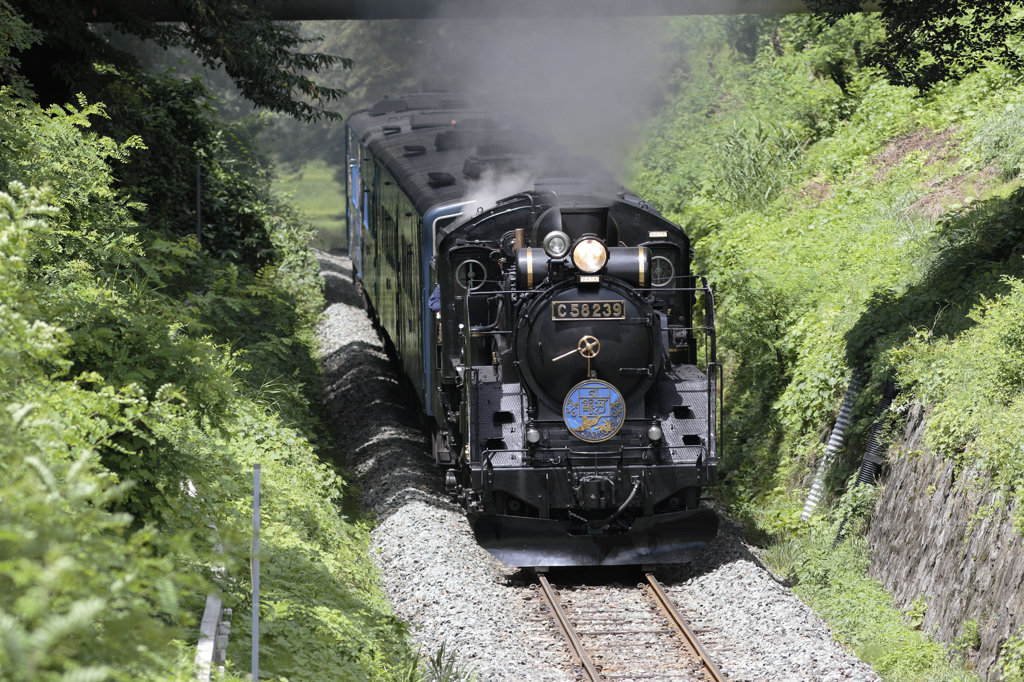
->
753, 485, 980, 682
632, 14, 1024, 682
274, 159, 348, 250
763, 530, 979, 682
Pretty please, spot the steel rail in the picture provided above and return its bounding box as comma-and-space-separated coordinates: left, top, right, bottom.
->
537, 575, 602, 682
645, 573, 727, 682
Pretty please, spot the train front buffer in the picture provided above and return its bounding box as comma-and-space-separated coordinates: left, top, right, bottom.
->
469, 461, 718, 567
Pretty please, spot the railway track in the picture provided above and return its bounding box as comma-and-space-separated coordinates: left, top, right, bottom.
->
537, 574, 727, 682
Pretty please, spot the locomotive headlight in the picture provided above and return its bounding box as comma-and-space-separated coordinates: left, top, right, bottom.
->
542, 230, 570, 259
572, 239, 608, 273
647, 423, 663, 442
526, 426, 542, 444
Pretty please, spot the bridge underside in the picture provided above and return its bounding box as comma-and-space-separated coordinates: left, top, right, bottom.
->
114, 0, 877, 21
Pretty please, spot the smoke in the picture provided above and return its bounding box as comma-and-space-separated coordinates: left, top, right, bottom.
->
463, 167, 536, 213
411, 17, 671, 179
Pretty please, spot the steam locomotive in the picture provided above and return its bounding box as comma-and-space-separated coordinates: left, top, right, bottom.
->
345, 93, 719, 567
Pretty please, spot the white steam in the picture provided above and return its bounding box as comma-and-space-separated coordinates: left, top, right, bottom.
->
412, 17, 670, 178
462, 167, 536, 214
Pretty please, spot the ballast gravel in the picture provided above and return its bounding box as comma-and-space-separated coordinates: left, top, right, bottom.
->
315, 249, 882, 682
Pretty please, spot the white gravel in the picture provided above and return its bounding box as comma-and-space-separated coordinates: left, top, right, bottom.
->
315, 249, 882, 682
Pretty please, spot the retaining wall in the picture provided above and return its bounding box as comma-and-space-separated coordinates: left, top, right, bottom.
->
866, 405, 1024, 679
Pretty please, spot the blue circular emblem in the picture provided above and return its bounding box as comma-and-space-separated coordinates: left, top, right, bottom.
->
562, 379, 626, 442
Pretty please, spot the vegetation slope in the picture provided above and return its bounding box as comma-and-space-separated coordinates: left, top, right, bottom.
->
633, 14, 1024, 682
0, 3, 427, 681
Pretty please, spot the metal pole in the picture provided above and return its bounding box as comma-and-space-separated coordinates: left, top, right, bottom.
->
252, 463, 260, 680
197, 158, 202, 246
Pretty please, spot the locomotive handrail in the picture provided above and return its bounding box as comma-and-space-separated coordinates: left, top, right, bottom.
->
462, 293, 473, 463
439, 203, 532, 244
570, 444, 709, 457
701, 279, 720, 464
462, 283, 719, 297
470, 295, 504, 333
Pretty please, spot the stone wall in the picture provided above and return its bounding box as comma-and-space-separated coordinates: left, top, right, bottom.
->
866, 405, 1024, 679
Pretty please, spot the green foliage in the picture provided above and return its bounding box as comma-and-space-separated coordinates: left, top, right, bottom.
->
634, 14, 882, 221
834, 481, 881, 538
383, 643, 478, 682
206, 405, 413, 682
709, 120, 806, 211
273, 159, 348, 250
762, 537, 801, 581
264, 20, 429, 172
422, 643, 478, 682
0, 184, 198, 682
0, 449, 197, 682
809, 0, 1024, 93
770, 497, 978, 682
953, 619, 981, 658
90, 68, 278, 268
9, 0, 350, 122
0, 50, 414, 682
636, 12, 1024, 511
969, 94, 1024, 179
890, 277, 1024, 528
636, 14, 1024, 681
905, 596, 928, 631
0, 0, 39, 98
1000, 627, 1024, 682
801, 81, 923, 179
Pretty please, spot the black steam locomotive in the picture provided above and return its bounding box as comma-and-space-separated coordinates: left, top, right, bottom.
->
345, 94, 719, 566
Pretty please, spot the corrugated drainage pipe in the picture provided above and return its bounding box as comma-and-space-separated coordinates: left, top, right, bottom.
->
801, 373, 864, 522
854, 380, 898, 486
833, 379, 898, 547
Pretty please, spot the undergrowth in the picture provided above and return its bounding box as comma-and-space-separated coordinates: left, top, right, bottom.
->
635, 12, 1024, 682
0, 75, 417, 682
760, 484, 977, 682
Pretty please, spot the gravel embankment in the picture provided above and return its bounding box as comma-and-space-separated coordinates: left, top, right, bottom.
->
316, 249, 882, 682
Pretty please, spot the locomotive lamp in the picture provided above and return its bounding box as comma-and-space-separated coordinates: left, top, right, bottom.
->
542, 230, 571, 258
647, 422, 664, 442
525, 424, 542, 444
573, 238, 608, 272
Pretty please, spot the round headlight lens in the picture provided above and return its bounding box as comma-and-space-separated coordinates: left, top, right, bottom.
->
572, 239, 608, 273
542, 230, 570, 258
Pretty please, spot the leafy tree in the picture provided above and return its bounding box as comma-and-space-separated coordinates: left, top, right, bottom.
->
265, 20, 454, 173
807, 0, 1024, 91
0, 0, 40, 98
8, 0, 351, 121
0, 5, 424, 681
4, 0, 339, 268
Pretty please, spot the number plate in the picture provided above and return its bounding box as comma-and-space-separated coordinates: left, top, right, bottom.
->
551, 300, 625, 321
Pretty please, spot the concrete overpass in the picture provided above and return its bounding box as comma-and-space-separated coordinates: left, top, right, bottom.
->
117, 0, 878, 21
